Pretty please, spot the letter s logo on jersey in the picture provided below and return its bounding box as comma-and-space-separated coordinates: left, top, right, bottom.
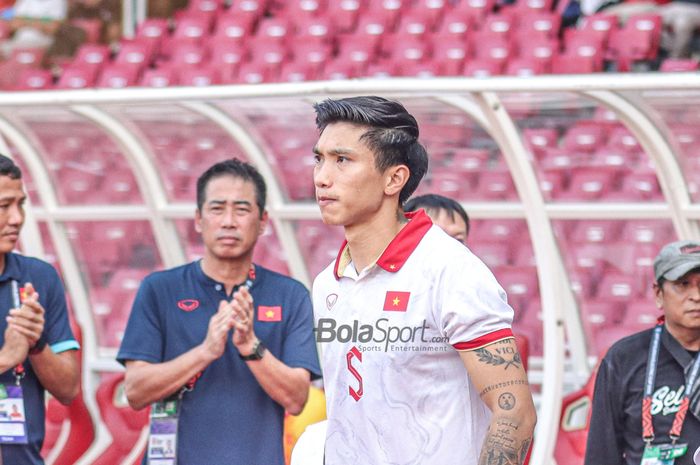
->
177, 299, 200, 312
346, 346, 363, 402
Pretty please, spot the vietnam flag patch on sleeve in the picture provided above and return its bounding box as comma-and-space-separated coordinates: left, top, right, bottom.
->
258, 306, 282, 322
383, 291, 410, 312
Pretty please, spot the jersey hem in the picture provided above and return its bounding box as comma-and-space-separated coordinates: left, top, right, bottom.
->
452, 328, 514, 351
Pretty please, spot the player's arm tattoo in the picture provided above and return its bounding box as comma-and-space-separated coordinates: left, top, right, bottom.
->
478, 417, 532, 465
475, 346, 522, 370
479, 379, 528, 397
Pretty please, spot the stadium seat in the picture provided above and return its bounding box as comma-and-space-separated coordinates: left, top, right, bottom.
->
73, 44, 111, 71
457, 0, 498, 22
386, 36, 432, 63
327, 0, 363, 33
228, 0, 267, 25
517, 37, 557, 70
659, 58, 700, 72
517, 12, 561, 38
431, 34, 470, 75
412, 0, 449, 26
477, 169, 518, 200
471, 33, 512, 68
396, 10, 436, 37
172, 13, 211, 43
282, 0, 328, 17
337, 34, 380, 68
114, 41, 155, 71
139, 67, 176, 87
481, 13, 516, 39
471, 240, 514, 267
91, 373, 149, 465
578, 13, 618, 45
96, 64, 141, 88
571, 220, 622, 244
294, 16, 334, 44
434, 9, 475, 37
563, 29, 606, 71
279, 61, 320, 82
15, 68, 53, 90
40, 320, 95, 465
606, 27, 657, 71
366, 0, 405, 31
553, 365, 598, 465
256, 17, 293, 43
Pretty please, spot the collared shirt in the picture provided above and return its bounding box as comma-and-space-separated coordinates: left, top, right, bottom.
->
0, 252, 78, 465
586, 325, 700, 465
117, 261, 321, 465
312, 210, 514, 465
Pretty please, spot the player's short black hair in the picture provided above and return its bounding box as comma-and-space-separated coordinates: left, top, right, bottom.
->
0, 154, 22, 180
404, 193, 470, 236
314, 96, 429, 204
196, 158, 266, 217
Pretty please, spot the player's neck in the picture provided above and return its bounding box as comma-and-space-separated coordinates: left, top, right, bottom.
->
200, 253, 253, 294
665, 321, 700, 351
344, 206, 406, 272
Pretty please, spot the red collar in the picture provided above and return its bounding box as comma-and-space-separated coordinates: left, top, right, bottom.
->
333, 210, 433, 280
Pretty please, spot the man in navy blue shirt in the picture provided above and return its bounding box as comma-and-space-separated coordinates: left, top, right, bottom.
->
118, 158, 321, 465
0, 154, 80, 465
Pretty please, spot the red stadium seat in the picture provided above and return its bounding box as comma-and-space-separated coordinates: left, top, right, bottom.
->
321, 59, 364, 80
435, 9, 475, 37
553, 366, 598, 465
327, 0, 363, 33
660, 58, 699, 72
457, 0, 498, 21
578, 13, 619, 45
279, 61, 320, 82
607, 27, 657, 71
73, 44, 111, 70
294, 16, 334, 44
551, 54, 597, 74
471, 33, 512, 68
517, 12, 561, 38
366, 0, 405, 31
114, 41, 155, 71
517, 37, 557, 70
481, 13, 516, 39
172, 13, 211, 43
471, 240, 514, 267
41, 320, 95, 465
228, 0, 267, 25
96, 64, 141, 88
396, 10, 436, 37
178, 66, 221, 87
256, 17, 293, 43
236, 61, 272, 84
56, 65, 99, 89
431, 34, 470, 75
213, 14, 256, 42
336, 34, 380, 67
293, 41, 332, 67
396, 60, 439, 77
412, 0, 449, 26
169, 43, 208, 69
386, 36, 432, 63
91, 373, 149, 465
15, 68, 53, 90
139, 67, 177, 87
282, 0, 328, 17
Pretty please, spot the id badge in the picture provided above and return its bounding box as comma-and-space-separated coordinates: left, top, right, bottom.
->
147, 397, 179, 465
641, 443, 689, 465
0, 383, 28, 444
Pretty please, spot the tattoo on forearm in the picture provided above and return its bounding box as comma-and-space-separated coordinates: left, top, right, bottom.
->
479, 418, 532, 465
498, 392, 516, 410
479, 379, 527, 397
475, 347, 522, 370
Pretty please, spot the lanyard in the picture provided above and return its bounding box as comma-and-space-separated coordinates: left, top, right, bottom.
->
9, 280, 24, 386
642, 325, 700, 443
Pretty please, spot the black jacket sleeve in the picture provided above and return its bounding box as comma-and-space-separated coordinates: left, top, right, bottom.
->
584, 357, 626, 465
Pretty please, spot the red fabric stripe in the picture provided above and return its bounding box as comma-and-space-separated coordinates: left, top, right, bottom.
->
671, 397, 689, 438
453, 328, 514, 350
642, 397, 654, 439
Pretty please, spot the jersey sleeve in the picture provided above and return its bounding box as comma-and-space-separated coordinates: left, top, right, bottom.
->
280, 285, 321, 380
436, 252, 514, 350
117, 276, 164, 365
40, 266, 78, 354
584, 357, 625, 465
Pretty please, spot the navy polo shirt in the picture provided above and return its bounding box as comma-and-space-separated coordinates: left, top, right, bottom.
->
0, 252, 79, 465
117, 261, 321, 465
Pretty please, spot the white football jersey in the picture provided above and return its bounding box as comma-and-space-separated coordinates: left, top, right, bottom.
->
312, 210, 515, 465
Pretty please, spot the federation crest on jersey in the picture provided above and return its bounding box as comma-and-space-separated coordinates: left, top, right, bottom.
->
177, 299, 200, 312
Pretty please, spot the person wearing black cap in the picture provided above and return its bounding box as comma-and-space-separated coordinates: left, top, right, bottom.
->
584, 240, 700, 465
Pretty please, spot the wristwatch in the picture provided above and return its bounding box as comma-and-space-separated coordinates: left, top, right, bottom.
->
239, 339, 266, 361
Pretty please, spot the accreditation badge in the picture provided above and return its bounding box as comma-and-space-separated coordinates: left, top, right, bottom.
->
641, 443, 688, 465
0, 383, 28, 444
147, 397, 179, 465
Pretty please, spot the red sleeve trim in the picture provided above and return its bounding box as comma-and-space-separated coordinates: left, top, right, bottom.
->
453, 328, 514, 351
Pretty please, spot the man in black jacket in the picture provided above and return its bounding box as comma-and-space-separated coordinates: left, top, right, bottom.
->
585, 240, 700, 465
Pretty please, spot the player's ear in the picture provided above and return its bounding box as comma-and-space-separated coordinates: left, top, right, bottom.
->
258, 210, 269, 237
384, 164, 409, 198
194, 208, 203, 233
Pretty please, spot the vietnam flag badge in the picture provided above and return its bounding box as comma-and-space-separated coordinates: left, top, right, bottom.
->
383, 291, 410, 312
258, 305, 282, 322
